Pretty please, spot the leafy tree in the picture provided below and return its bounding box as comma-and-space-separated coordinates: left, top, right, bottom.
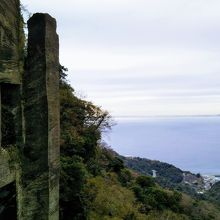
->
136, 175, 156, 188
59, 65, 113, 161
59, 66, 114, 219
60, 156, 88, 220
83, 174, 145, 220
108, 157, 125, 173
118, 168, 133, 187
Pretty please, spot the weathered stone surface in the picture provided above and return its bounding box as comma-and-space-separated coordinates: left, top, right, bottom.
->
0, 0, 24, 84
1, 83, 22, 148
0, 148, 16, 188
0, 0, 23, 155
20, 13, 60, 220
0, 182, 17, 219
0, 1, 60, 219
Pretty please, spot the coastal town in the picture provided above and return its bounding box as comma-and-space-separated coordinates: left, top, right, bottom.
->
202, 175, 220, 190
182, 172, 220, 193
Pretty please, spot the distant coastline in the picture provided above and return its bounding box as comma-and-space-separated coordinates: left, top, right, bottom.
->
105, 116, 220, 175
115, 114, 220, 119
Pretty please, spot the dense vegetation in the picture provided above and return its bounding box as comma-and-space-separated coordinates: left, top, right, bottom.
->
59, 68, 220, 220
205, 182, 220, 206
122, 157, 201, 197
123, 157, 184, 184
1, 66, 220, 219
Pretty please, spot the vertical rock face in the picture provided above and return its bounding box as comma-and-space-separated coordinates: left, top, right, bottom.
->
0, 5, 23, 218
21, 13, 60, 220
0, 0, 23, 151
0, 0, 24, 84
0, 1, 60, 219
0, 148, 16, 188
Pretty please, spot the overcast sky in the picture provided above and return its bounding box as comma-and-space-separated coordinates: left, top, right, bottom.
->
21, 0, 220, 117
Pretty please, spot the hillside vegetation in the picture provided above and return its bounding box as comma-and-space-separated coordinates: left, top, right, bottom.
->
122, 156, 204, 197
1, 67, 220, 219
205, 182, 220, 206
59, 68, 220, 220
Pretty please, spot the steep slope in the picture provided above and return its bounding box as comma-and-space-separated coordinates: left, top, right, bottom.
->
59, 68, 220, 220
205, 182, 220, 205
122, 156, 205, 197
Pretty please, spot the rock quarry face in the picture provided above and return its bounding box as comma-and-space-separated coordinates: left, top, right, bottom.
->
0, 1, 60, 219
0, 0, 24, 84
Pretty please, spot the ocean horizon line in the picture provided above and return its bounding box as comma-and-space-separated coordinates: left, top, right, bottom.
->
114, 114, 220, 119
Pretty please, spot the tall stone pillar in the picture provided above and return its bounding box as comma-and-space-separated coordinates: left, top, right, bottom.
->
20, 13, 60, 220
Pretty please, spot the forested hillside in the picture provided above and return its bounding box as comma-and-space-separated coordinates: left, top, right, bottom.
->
122, 156, 204, 197
1, 66, 220, 220
205, 182, 220, 206
59, 68, 220, 220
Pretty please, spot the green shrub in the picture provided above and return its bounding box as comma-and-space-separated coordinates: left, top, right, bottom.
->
136, 175, 155, 188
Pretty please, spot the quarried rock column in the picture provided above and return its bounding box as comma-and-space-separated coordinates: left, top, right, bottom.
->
20, 13, 60, 220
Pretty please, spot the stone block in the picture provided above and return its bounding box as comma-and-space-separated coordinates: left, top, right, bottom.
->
0, 0, 24, 84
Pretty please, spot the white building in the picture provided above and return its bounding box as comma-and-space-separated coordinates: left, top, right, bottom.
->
152, 170, 157, 178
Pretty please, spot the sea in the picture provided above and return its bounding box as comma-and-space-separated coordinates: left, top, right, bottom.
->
103, 116, 220, 175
